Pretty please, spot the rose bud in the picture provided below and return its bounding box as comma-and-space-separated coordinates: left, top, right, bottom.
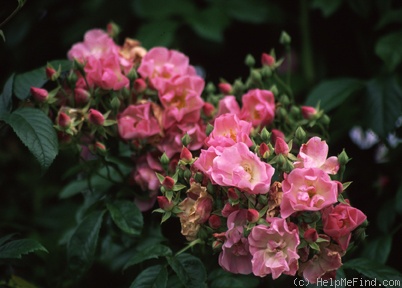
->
227, 188, 239, 200
180, 147, 193, 161
274, 137, 289, 155
134, 78, 147, 93
74, 88, 91, 104
45, 66, 58, 81
261, 53, 275, 67
304, 228, 319, 243
301, 106, 317, 119
94, 141, 107, 155
208, 215, 221, 229
88, 109, 105, 126
271, 129, 285, 145
57, 112, 71, 128
221, 202, 239, 217
157, 196, 174, 211
218, 83, 232, 94
247, 208, 259, 223
30, 87, 48, 102
259, 142, 270, 158
162, 176, 175, 190
202, 102, 215, 117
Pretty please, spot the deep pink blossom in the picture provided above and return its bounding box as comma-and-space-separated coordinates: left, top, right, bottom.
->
280, 168, 338, 218
216, 96, 240, 117
322, 203, 367, 250
240, 89, 275, 127
248, 218, 300, 279
295, 137, 339, 175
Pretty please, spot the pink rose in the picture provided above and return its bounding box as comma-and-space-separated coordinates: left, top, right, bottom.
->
299, 245, 342, 284
210, 142, 274, 194
118, 103, 161, 140
322, 204, 367, 250
193, 146, 220, 179
240, 89, 275, 127
205, 113, 252, 148
219, 210, 253, 274
159, 75, 205, 128
216, 96, 240, 117
137, 47, 197, 91
295, 137, 339, 175
248, 218, 300, 279
280, 168, 338, 218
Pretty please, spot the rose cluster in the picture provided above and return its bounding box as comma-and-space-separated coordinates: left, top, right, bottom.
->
28, 25, 367, 284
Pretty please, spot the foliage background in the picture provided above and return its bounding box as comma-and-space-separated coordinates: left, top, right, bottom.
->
1, 0, 402, 287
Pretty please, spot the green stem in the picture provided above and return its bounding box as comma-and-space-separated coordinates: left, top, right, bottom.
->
0, 0, 26, 28
175, 238, 204, 256
300, 0, 315, 86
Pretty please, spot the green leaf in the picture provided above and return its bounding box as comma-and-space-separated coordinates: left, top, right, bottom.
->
365, 76, 402, 139
0, 234, 16, 247
185, 6, 230, 42
106, 200, 143, 236
376, 9, 402, 30
59, 174, 114, 199
0, 239, 48, 259
132, 0, 195, 19
130, 265, 168, 288
124, 244, 172, 270
376, 198, 396, 233
13, 60, 72, 100
311, 0, 343, 17
67, 210, 105, 277
0, 74, 14, 113
136, 20, 179, 49
375, 31, 402, 71
209, 269, 260, 288
0, 107, 58, 170
226, 0, 281, 24
168, 253, 207, 288
362, 235, 392, 264
343, 258, 402, 282
305, 78, 364, 112
395, 183, 402, 215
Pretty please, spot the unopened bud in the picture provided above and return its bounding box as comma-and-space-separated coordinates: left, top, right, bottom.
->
295, 126, 306, 142
57, 112, 71, 128
304, 228, 318, 243
162, 176, 175, 190
247, 209, 259, 223
202, 102, 215, 117
279, 94, 290, 106
180, 147, 193, 161
106, 21, 120, 38
218, 83, 232, 94
269, 85, 278, 96
180, 133, 191, 146
274, 137, 289, 155
30, 87, 48, 102
227, 188, 239, 200
88, 109, 105, 126
260, 127, 270, 142
95, 141, 107, 155
271, 129, 285, 144
259, 142, 270, 158
321, 114, 330, 125
245, 54, 256, 67
301, 106, 317, 120
250, 70, 262, 83
160, 153, 170, 166
261, 53, 275, 67
110, 96, 121, 110
205, 82, 216, 94
134, 78, 146, 92
280, 31, 291, 46
208, 215, 221, 229
45, 65, 59, 81
74, 87, 91, 104
290, 106, 300, 117
157, 196, 174, 211
127, 68, 138, 81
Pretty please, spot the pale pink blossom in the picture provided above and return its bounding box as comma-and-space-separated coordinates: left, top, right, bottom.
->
295, 137, 339, 175
322, 203, 367, 250
117, 103, 161, 140
216, 96, 240, 117
159, 75, 204, 128
137, 47, 197, 91
219, 210, 253, 274
280, 168, 338, 218
209, 142, 274, 194
248, 218, 300, 279
240, 89, 275, 127
205, 114, 252, 148
193, 146, 220, 179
